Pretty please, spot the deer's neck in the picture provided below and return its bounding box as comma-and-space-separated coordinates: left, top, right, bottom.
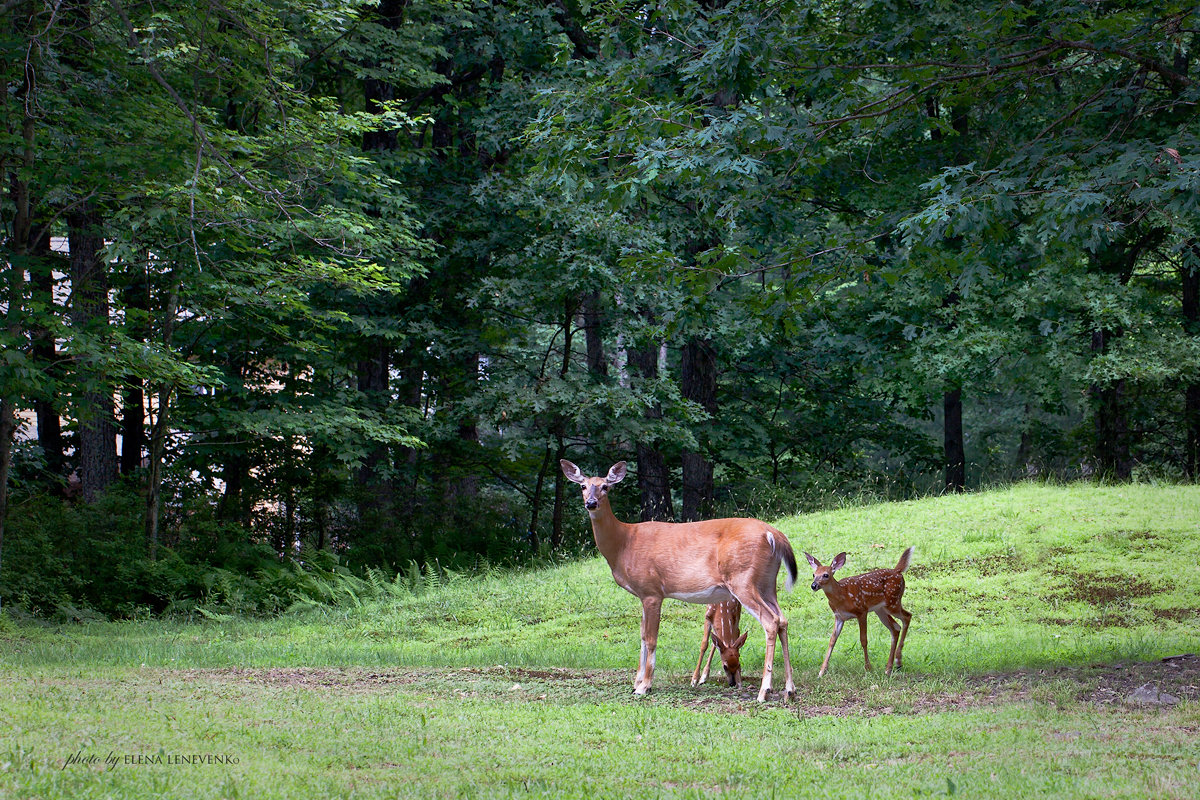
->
822, 577, 850, 604
587, 496, 632, 568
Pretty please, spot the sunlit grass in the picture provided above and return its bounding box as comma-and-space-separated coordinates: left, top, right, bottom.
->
2, 481, 1199, 799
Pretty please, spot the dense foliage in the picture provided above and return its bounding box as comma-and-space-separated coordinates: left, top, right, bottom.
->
2, 0, 1196, 616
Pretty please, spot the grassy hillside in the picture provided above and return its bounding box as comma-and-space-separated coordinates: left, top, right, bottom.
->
2, 482, 1198, 799
7, 482, 1196, 675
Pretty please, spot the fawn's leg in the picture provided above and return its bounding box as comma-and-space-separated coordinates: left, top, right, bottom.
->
876, 609, 902, 674
892, 605, 912, 669
818, 618, 845, 677
857, 615, 872, 672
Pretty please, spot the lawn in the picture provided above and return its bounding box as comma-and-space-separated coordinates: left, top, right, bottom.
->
2, 482, 1198, 798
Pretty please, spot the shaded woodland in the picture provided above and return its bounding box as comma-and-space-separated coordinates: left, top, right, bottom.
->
1, 0, 1197, 615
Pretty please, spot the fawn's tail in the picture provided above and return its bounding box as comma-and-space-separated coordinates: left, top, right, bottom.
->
895, 546, 915, 573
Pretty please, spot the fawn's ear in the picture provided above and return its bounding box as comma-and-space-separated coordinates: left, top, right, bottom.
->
733, 630, 749, 649
605, 461, 627, 484
560, 460, 587, 485
830, 552, 847, 572
804, 552, 821, 571
711, 630, 727, 651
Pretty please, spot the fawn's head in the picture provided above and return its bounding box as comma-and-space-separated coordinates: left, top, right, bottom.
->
712, 629, 750, 687
560, 460, 626, 511
804, 552, 846, 592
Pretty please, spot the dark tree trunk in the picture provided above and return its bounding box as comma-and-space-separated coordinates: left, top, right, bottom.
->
944, 387, 966, 492
1, 57, 37, 606
218, 452, 249, 527
581, 289, 607, 378
1181, 256, 1199, 478
362, 0, 406, 152
355, 342, 393, 520
443, 353, 481, 504
551, 435, 568, 549
394, 336, 425, 526
629, 317, 673, 522
69, 204, 118, 502
144, 276, 179, 560
1085, 237, 1149, 480
120, 265, 148, 474
29, 228, 65, 480
526, 447, 552, 553
940, 290, 966, 493
1091, 329, 1132, 480
550, 299, 575, 549
681, 337, 717, 521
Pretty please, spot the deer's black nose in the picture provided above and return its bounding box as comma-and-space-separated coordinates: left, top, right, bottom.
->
585, 500, 598, 510
811, 581, 820, 591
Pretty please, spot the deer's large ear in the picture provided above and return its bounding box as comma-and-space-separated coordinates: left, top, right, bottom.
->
560, 460, 587, 485
804, 552, 820, 571
606, 461, 627, 484
733, 630, 749, 649
830, 552, 847, 572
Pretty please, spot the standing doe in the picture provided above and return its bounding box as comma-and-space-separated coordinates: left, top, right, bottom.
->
691, 600, 748, 688
805, 547, 914, 677
561, 460, 797, 702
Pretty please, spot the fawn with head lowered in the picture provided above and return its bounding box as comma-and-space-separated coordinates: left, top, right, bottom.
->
805, 547, 914, 677
561, 460, 797, 702
692, 600, 748, 688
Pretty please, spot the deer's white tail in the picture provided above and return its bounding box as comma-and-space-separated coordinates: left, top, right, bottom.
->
772, 528, 798, 591
895, 546, 914, 573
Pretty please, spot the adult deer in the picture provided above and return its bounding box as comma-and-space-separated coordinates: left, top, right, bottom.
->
561, 460, 797, 702
805, 547, 914, 677
691, 600, 748, 688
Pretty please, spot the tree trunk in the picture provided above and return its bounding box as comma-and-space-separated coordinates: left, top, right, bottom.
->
940, 289, 966, 493
218, 451, 249, 527
1181, 255, 1198, 478
120, 264, 149, 474
943, 387, 966, 492
69, 204, 119, 502
29, 227, 65, 480
2, 8, 42, 608
551, 435, 568, 549
1090, 329, 1132, 480
629, 314, 673, 521
581, 289, 607, 378
144, 276, 180, 560
681, 337, 717, 521
394, 336, 425, 526
526, 447, 551, 553
355, 342, 393, 521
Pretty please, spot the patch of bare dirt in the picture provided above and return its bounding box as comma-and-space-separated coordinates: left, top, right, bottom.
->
174, 655, 1200, 716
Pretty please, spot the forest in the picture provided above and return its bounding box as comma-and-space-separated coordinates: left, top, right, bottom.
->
1, 0, 1197, 618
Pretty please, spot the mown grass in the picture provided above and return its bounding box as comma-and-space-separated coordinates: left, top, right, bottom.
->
2, 481, 1199, 799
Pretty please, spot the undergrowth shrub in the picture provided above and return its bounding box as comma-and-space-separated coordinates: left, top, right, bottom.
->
0, 480, 524, 620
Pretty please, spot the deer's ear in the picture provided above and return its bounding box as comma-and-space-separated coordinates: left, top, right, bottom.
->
804, 552, 820, 571
606, 461, 627, 484
733, 630, 749, 649
830, 552, 847, 572
560, 460, 587, 485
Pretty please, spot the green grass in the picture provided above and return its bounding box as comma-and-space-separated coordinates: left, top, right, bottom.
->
3, 482, 1199, 798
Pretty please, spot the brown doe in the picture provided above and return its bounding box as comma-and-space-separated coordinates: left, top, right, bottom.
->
561, 460, 797, 702
691, 600, 749, 688
805, 547, 914, 677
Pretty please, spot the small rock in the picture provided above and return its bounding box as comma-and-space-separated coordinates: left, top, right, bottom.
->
1127, 683, 1179, 706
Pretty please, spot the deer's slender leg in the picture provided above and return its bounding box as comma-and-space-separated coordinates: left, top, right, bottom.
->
819, 618, 844, 677
636, 596, 662, 695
